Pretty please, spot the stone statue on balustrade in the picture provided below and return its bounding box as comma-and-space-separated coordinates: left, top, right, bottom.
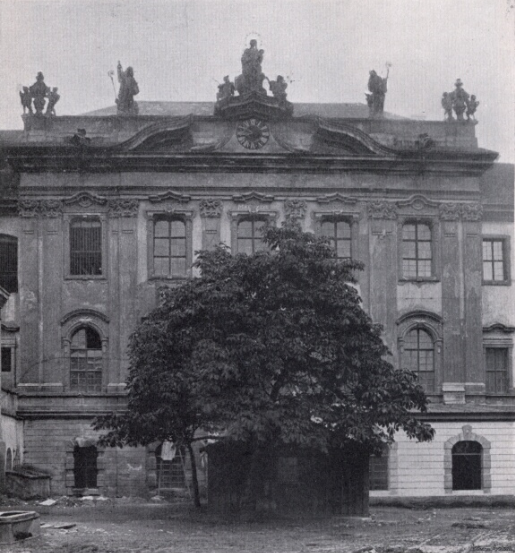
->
267, 75, 288, 103
45, 87, 60, 116
234, 40, 267, 95
116, 61, 139, 115
29, 72, 50, 116
216, 76, 235, 102
366, 68, 389, 118
20, 87, 32, 115
441, 79, 478, 123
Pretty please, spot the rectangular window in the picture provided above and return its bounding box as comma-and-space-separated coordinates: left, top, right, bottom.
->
70, 218, 102, 276
1, 347, 12, 372
483, 239, 507, 283
485, 347, 508, 393
153, 218, 187, 276
402, 223, 432, 279
320, 220, 352, 259
0, 235, 18, 293
237, 218, 267, 255
369, 451, 389, 491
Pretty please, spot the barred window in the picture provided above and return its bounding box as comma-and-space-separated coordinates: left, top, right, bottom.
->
482, 239, 507, 282
153, 218, 187, 276
70, 218, 102, 276
404, 328, 435, 392
70, 327, 102, 392
485, 347, 508, 394
237, 218, 267, 254
402, 223, 432, 279
369, 447, 389, 491
320, 220, 351, 259
0, 234, 18, 293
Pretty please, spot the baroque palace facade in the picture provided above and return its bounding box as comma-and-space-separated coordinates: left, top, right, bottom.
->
0, 49, 513, 500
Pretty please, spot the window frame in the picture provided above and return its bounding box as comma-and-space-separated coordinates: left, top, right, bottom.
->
229, 211, 277, 254
69, 325, 103, 393
482, 235, 511, 286
397, 311, 443, 395
0, 234, 18, 293
398, 218, 440, 282
64, 214, 107, 280
146, 210, 194, 280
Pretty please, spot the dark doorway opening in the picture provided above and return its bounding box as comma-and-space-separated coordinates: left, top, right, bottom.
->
73, 445, 98, 489
452, 441, 482, 490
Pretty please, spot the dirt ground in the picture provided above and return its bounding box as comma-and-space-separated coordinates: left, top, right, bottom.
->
3, 498, 515, 553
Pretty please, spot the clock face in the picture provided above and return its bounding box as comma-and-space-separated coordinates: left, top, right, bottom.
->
236, 119, 270, 150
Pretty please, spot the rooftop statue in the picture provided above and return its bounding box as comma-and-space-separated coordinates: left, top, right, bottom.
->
267, 75, 288, 103
235, 40, 267, 95
29, 72, 50, 116
116, 61, 139, 115
442, 79, 478, 123
21, 72, 59, 117
366, 66, 389, 118
216, 76, 235, 102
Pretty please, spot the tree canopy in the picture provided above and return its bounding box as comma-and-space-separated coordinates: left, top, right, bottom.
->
94, 223, 434, 506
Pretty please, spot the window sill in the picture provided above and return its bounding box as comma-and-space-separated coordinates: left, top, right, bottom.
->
482, 280, 511, 286
398, 277, 440, 284
65, 275, 106, 281
149, 275, 190, 281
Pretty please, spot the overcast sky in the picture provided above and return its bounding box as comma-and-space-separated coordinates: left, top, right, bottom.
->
0, 0, 513, 161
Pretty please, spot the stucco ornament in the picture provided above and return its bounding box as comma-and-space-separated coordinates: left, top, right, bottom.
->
284, 199, 307, 221
367, 200, 397, 219
108, 199, 139, 218
199, 199, 223, 218
439, 202, 482, 221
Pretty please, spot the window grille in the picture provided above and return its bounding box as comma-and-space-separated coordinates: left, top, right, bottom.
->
320, 220, 351, 259
237, 219, 267, 254
70, 327, 102, 392
402, 223, 432, 278
0, 235, 18, 293
482, 239, 506, 282
70, 219, 102, 276
153, 218, 187, 276
485, 347, 508, 393
404, 328, 435, 391
369, 450, 389, 490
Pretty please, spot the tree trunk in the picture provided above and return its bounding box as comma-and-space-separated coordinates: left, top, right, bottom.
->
186, 442, 201, 509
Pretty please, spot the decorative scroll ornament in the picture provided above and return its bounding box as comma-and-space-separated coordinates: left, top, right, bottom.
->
439, 203, 482, 221
63, 192, 108, 207
18, 199, 62, 218
367, 201, 397, 220
199, 199, 223, 218
284, 199, 307, 221
107, 199, 139, 218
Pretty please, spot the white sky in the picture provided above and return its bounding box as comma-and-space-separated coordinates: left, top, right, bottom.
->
0, 0, 513, 161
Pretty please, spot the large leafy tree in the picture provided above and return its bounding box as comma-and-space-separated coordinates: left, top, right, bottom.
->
94, 223, 433, 509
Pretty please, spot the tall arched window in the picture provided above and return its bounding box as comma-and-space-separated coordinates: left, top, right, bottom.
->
70, 326, 102, 392
0, 234, 18, 293
452, 441, 482, 490
237, 218, 267, 254
403, 327, 435, 392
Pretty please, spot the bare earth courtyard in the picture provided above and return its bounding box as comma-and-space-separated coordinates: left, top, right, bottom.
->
4, 500, 515, 553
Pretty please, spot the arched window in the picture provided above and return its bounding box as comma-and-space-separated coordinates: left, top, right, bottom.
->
153, 217, 187, 276
320, 220, 352, 259
403, 327, 435, 392
402, 222, 432, 278
0, 234, 18, 293
70, 326, 102, 392
452, 441, 482, 490
73, 445, 98, 489
237, 218, 267, 254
